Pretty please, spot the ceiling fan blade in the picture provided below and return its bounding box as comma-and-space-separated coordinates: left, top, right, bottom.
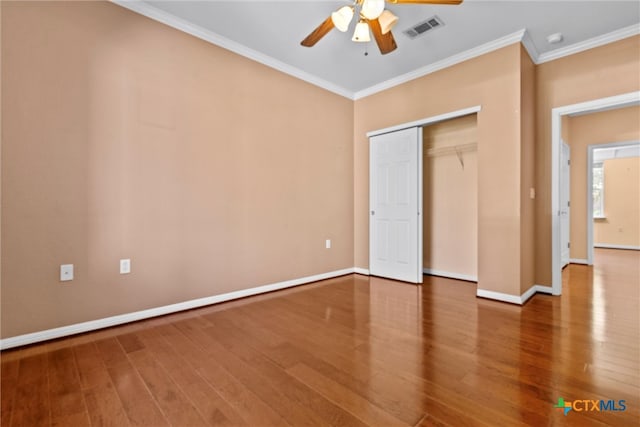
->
301, 16, 335, 47
368, 19, 397, 55
387, 0, 463, 4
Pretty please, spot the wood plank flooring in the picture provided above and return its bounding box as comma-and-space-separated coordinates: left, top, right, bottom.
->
1, 248, 638, 426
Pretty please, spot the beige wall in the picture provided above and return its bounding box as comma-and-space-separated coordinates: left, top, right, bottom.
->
564, 106, 640, 260
594, 157, 640, 247
535, 35, 640, 285
3, 2, 640, 339
520, 46, 536, 294
1, 1, 354, 338
423, 114, 478, 278
355, 43, 527, 296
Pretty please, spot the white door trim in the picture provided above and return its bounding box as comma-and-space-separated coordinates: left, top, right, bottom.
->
366, 106, 482, 138
550, 91, 640, 295
417, 129, 424, 282
560, 142, 571, 268
587, 140, 640, 264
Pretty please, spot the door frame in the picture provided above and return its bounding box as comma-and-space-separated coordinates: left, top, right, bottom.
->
366, 106, 482, 139
550, 91, 639, 296
587, 140, 640, 264
367, 105, 482, 282
560, 141, 571, 268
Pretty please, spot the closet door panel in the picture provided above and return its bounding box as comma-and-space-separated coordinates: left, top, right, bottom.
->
369, 127, 422, 284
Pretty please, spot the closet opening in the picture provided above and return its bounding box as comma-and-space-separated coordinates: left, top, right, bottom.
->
422, 113, 478, 282
367, 105, 481, 285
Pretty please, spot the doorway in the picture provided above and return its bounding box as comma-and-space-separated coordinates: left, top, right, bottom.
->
588, 142, 640, 260
550, 91, 640, 295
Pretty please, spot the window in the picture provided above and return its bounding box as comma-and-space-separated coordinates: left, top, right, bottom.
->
593, 162, 605, 218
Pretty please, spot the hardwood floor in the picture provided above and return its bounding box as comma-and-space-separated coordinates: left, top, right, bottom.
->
1, 248, 638, 426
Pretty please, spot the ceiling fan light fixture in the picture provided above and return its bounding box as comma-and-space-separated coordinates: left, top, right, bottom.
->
352, 20, 371, 42
378, 10, 398, 34
331, 6, 354, 32
361, 0, 385, 20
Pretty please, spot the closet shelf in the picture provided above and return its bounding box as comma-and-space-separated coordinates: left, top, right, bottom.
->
426, 142, 477, 157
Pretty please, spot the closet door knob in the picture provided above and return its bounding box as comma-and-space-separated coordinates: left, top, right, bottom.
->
371, 210, 375, 216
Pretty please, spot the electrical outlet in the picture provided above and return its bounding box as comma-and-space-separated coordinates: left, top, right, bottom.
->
326, 239, 331, 249
60, 264, 74, 282
120, 259, 131, 274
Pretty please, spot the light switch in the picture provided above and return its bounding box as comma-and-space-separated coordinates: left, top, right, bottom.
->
60, 264, 74, 282
120, 259, 131, 274
326, 239, 331, 249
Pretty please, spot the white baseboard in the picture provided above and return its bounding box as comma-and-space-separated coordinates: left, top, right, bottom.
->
570, 258, 589, 265
353, 267, 370, 276
534, 285, 553, 294
519, 286, 537, 304
0, 268, 355, 350
476, 289, 522, 305
477, 284, 554, 305
423, 268, 477, 282
594, 244, 640, 251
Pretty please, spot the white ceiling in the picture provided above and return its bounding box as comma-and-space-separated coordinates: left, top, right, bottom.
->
118, 0, 640, 98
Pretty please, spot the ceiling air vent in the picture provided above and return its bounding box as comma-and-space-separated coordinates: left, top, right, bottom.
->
403, 16, 445, 39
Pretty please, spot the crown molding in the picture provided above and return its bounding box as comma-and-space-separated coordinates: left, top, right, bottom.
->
111, 1, 639, 101
520, 28, 540, 64
353, 29, 527, 100
110, 0, 354, 99
536, 23, 640, 64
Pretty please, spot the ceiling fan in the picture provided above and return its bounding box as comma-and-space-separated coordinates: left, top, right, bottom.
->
301, 0, 463, 55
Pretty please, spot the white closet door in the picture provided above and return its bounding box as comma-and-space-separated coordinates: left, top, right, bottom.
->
369, 127, 423, 283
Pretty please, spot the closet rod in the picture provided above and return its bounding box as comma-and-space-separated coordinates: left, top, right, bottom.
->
425, 142, 477, 157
